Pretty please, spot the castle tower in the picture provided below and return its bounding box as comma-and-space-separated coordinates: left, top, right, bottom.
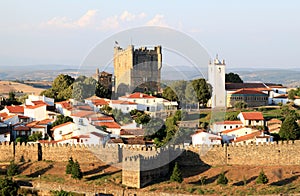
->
113, 45, 162, 95
208, 55, 226, 108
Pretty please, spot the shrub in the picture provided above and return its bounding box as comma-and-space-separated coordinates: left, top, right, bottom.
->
65, 157, 74, 175
217, 172, 228, 185
71, 160, 83, 180
6, 161, 18, 177
170, 162, 183, 183
256, 170, 268, 184
0, 177, 19, 196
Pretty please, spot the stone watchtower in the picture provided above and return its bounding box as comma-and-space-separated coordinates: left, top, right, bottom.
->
208, 55, 226, 108
113, 45, 162, 95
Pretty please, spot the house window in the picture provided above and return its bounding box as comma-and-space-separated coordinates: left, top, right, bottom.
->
79, 118, 83, 125
224, 126, 226, 129
4, 134, 7, 138
59, 131, 62, 135
256, 120, 259, 123
236, 125, 238, 128
127, 107, 129, 111
147, 107, 150, 111
230, 126, 232, 129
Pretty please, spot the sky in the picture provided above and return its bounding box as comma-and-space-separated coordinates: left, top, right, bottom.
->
1, 0, 300, 69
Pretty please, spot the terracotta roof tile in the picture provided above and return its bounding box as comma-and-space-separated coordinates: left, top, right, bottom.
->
222, 127, 244, 134
215, 121, 243, 125
51, 122, 74, 130
26, 104, 47, 109
230, 89, 267, 95
110, 100, 137, 105
71, 110, 95, 118
6, 105, 24, 113
94, 121, 121, 129
234, 131, 262, 143
240, 112, 264, 120
121, 92, 155, 99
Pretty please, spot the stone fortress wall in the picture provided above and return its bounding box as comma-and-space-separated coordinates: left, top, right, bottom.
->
1, 141, 300, 188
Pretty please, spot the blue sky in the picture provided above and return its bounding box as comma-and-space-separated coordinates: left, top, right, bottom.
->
1, 0, 300, 69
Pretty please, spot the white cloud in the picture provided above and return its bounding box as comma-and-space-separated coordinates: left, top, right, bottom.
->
146, 14, 168, 27
98, 15, 120, 31
120, 11, 146, 22
41, 9, 98, 29
76, 9, 98, 27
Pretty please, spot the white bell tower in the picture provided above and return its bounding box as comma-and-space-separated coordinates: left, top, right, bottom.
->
208, 55, 226, 108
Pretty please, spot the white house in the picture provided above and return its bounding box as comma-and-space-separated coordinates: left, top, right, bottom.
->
24, 104, 47, 121
119, 93, 178, 116
191, 130, 222, 146
51, 122, 77, 141
26, 121, 48, 139
233, 131, 273, 144
109, 100, 138, 113
55, 100, 73, 116
84, 95, 110, 112
2, 105, 24, 115
211, 121, 243, 134
221, 127, 257, 143
93, 121, 121, 136
237, 112, 264, 127
25, 95, 54, 106
272, 94, 289, 105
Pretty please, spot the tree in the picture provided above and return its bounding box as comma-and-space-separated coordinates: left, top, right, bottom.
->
234, 101, 248, 109
279, 114, 300, 140
66, 157, 74, 175
170, 80, 188, 104
6, 161, 18, 177
96, 82, 111, 99
100, 105, 113, 115
225, 72, 243, 83
162, 86, 178, 102
28, 132, 43, 141
71, 160, 83, 180
41, 74, 74, 101
190, 79, 212, 107
216, 172, 228, 185
52, 115, 73, 128
5, 91, 21, 106
170, 162, 183, 183
288, 89, 296, 101
0, 177, 19, 196
132, 111, 151, 125
256, 170, 268, 184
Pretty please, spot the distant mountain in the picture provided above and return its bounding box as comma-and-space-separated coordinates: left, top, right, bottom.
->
0, 64, 299, 87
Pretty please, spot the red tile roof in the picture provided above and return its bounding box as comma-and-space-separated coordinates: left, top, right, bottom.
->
31, 100, 49, 106
14, 125, 30, 131
230, 89, 267, 95
71, 110, 95, 118
89, 116, 114, 121
122, 92, 155, 99
6, 105, 24, 113
222, 127, 244, 134
215, 121, 243, 125
94, 121, 121, 129
51, 122, 74, 130
234, 131, 262, 143
71, 135, 90, 139
56, 101, 72, 110
0, 113, 8, 118
90, 132, 105, 138
110, 100, 137, 105
26, 104, 47, 109
38, 119, 54, 125
240, 112, 264, 120
92, 99, 109, 106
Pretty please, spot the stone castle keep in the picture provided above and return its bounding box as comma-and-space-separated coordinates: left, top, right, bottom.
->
113, 45, 162, 95
2, 141, 300, 188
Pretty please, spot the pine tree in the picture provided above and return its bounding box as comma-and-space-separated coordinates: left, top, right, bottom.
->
71, 160, 83, 180
65, 157, 74, 175
256, 170, 268, 184
217, 172, 228, 185
170, 162, 183, 183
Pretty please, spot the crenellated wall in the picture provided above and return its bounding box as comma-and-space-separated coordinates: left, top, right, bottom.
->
2, 141, 300, 188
